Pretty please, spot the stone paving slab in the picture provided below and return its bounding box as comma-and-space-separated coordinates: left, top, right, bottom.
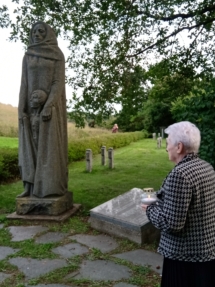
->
0, 246, 20, 260
0, 272, 12, 283
113, 283, 138, 287
113, 249, 163, 275
67, 259, 132, 281
9, 257, 68, 279
52, 243, 89, 258
70, 234, 118, 253
8, 226, 49, 241
35, 232, 68, 244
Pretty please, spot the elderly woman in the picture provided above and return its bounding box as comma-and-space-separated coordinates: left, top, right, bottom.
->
142, 121, 215, 287
17, 21, 68, 198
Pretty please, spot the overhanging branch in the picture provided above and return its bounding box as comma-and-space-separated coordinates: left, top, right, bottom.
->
127, 17, 215, 57
137, 4, 215, 21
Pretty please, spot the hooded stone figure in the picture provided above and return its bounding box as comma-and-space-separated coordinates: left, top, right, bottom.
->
17, 21, 68, 198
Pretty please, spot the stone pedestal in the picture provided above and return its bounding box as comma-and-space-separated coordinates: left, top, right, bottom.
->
89, 188, 160, 245
86, 149, 92, 172
108, 147, 114, 169
16, 191, 73, 216
101, 146, 106, 166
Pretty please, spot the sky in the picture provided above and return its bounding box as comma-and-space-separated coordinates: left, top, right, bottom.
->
0, 1, 72, 108
0, 28, 23, 107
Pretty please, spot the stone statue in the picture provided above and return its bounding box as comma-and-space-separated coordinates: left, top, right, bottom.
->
17, 21, 68, 198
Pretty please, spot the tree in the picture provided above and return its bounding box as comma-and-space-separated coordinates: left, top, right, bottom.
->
1, 0, 215, 125
114, 65, 147, 131
171, 79, 215, 167
128, 58, 197, 133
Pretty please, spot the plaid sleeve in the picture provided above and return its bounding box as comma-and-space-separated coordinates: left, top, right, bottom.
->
146, 170, 192, 233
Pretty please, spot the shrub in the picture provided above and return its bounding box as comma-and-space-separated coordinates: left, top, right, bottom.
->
68, 131, 147, 162
0, 148, 19, 183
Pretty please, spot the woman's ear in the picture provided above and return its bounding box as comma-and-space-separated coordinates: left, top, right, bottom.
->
177, 142, 184, 154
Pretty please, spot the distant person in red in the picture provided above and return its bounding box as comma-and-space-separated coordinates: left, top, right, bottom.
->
112, 123, 118, 133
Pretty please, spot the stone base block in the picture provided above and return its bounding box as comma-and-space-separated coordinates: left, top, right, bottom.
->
16, 191, 73, 216
7, 204, 81, 222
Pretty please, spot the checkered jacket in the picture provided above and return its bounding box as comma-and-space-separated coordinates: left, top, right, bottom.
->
146, 153, 215, 262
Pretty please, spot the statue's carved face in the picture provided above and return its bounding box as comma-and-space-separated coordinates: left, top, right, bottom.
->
32, 24, 46, 43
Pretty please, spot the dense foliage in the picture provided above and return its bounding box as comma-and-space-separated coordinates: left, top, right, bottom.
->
0, 148, 19, 183
171, 79, 215, 167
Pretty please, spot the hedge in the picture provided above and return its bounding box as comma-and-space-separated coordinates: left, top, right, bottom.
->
0, 131, 148, 183
0, 148, 19, 183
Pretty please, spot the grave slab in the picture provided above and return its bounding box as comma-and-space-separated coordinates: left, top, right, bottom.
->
67, 259, 132, 281
35, 232, 67, 244
8, 226, 48, 241
69, 234, 118, 253
0, 272, 12, 283
89, 188, 160, 244
0, 246, 20, 260
52, 243, 89, 258
9, 257, 67, 279
113, 249, 163, 275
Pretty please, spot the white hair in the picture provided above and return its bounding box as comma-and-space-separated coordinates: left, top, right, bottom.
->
165, 121, 201, 153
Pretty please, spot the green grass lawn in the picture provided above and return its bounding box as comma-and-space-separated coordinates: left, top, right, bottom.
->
0, 136, 18, 148
69, 139, 173, 213
0, 138, 173, 214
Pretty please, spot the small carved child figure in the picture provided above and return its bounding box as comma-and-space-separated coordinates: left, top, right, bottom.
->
30, 90, 48, 149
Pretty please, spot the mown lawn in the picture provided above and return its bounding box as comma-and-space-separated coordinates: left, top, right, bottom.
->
0, 138, 173, 214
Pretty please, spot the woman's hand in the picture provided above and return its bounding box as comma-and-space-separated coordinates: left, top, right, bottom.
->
141, 204, 149, 211
42, 106, 52, 121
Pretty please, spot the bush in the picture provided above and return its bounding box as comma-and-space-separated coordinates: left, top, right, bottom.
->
0, 148, 19, 183
68, 131, 147, 162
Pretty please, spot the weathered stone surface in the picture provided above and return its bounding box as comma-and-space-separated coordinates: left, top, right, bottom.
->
0, 247, 20, 260
0, 272, 12, 283
0, 224, 4, 229
113, 249, 163, 275
52, 243, 89, 258
7, 204, 81, 222
70, 234, 118, 253
89, 188, 160, 244
16, 192, 73, 215
17, 21, 68, 199
67, 259, 132, 280
8, 225, 48, 241
35, 232, 67, 244
9, 257, 67, 279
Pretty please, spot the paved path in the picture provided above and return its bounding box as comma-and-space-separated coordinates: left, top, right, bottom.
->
0, 223, 163, 286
